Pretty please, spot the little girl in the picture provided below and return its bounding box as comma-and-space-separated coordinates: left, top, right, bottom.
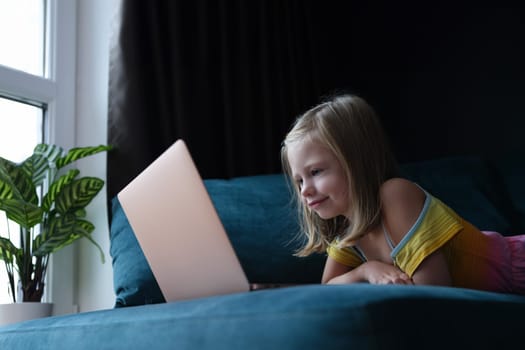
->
281, 94, 525, 294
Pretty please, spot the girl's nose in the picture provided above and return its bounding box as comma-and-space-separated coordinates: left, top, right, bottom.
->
301, 180, 313, 197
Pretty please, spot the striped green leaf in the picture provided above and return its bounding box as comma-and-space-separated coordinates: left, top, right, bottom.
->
55, 177, 104, 215
0, 158, 38, 204
0, 198, 43, 229
32, 214, 101, 259
0, 159, 17, 200
56, 145, 112, 169
23, 144, 63, 186
71, 218, 105, 263
41, 169, 80, 212
0, 237, 19, 263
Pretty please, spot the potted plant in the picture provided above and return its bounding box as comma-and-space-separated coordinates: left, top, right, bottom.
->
0, 143, 111, 312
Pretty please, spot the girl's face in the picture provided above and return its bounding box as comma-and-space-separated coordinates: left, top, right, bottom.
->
286, 138, 351, 219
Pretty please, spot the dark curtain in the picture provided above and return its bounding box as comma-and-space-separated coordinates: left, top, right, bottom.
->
107, 0, 320, 199
108, 2, 525, 200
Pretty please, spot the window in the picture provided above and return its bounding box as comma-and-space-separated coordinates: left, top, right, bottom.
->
0, 0, 46, 77
0, 0, 76, 309
0, 0, 47, 304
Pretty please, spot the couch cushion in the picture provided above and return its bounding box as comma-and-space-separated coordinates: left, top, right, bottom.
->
1, 284, 524, 349
110, 174, 325, 307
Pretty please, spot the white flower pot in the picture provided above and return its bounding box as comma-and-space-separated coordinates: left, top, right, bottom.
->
0, 302, 53, 327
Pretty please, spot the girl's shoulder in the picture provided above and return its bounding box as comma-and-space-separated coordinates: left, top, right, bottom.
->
379, 178, 427, 243
380, 177, 425, 205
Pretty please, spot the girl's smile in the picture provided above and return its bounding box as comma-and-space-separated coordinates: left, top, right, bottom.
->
308, 197, 328, 208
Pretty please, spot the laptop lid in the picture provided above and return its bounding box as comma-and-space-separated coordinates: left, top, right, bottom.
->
117, 139, 250, 302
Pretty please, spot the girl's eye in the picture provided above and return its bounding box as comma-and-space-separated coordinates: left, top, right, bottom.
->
311, 169, 322, 176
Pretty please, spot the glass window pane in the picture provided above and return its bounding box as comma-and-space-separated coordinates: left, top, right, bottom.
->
0, 97, 43, 161
0, 0, 46, 76
0, 96, 44, 303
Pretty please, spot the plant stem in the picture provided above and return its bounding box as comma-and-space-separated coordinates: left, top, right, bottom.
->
2, 217, 16, 302
1, 249, 15, 303
18, 226, 37, 302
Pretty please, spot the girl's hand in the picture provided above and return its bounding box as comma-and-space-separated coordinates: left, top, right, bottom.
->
360, 260, 413, 285
326, 260, 413, 285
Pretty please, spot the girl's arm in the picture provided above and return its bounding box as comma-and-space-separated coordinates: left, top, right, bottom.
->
322, 248, 451, 286
381, 178, 452, 287
411, 249, 451, 286
321, 256, 353, 284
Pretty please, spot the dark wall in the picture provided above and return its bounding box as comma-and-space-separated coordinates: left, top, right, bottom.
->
309, 5, 524, 163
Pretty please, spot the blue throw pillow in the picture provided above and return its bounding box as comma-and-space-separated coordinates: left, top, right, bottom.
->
205, 174, 325, 284
110, 197, 165, 307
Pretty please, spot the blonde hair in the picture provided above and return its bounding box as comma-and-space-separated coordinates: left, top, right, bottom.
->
281, 94, 399, 256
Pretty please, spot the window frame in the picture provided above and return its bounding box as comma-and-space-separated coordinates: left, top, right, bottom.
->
0, 0, 77, 315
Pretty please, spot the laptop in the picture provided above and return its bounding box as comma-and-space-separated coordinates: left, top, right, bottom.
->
117, 139, 251, 302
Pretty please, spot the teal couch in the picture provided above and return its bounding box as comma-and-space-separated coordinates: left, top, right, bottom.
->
1, 154, 525, 349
